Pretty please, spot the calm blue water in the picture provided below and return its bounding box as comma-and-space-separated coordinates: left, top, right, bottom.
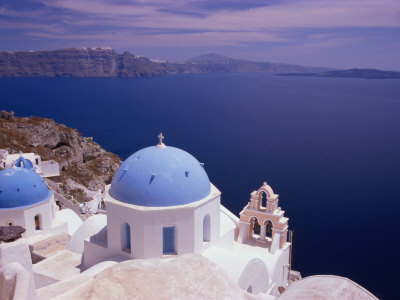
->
1, 73, 399, 299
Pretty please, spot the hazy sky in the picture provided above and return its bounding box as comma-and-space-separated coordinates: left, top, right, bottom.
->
1, 0, 399, 69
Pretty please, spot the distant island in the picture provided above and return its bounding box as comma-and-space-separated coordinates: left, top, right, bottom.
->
0, 48, 397, 79
0, 48, 329, 77
276, 69, 400, 79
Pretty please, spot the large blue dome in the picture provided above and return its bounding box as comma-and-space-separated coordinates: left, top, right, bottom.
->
110, 146, 211, 207
0, 168, 51, 209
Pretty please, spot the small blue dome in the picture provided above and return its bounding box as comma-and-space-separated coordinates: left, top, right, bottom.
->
14, 156, 35, 170
0, 168, 51, 209
110, 146, 211, 207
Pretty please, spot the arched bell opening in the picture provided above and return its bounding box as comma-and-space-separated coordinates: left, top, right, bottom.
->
264, 220, 273, 238
261, 191, 267, 209
250, 217, 261, 238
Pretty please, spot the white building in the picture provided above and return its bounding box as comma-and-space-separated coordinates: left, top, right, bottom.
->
81, 136, 293, 295
0, 135, 299, 298
0, 149, 60, 177
0, 167, 67, 238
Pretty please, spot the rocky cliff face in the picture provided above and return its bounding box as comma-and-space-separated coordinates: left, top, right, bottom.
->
117, 52, 166, 77
0, 48, 119, 77
0, 113, 120, 202
183, 53, 331, 73
285, 68, 400, 79
0, 48, 330, 77
0, 48, 168, 77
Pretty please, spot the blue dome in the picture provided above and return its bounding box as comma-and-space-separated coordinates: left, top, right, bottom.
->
110, 146, 211, 207
14, 156, 35, 170
0, 168, 51, 209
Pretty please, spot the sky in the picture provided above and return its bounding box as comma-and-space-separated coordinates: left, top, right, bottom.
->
1, 0, 399, 69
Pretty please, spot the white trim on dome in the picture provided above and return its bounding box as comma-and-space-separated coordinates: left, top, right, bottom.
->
106, 183, 220, 211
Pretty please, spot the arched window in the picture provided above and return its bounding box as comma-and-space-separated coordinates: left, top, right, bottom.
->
121, 222, 131, 253
265, 220, 273, 238
203, 214, 211, 242
34, 214, 42, 230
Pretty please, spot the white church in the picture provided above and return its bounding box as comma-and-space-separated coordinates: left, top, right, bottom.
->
0, 135, 378, 300
82, 134, 292, 293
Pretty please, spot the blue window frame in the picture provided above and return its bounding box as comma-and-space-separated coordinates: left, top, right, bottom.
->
126, 223, 131, 249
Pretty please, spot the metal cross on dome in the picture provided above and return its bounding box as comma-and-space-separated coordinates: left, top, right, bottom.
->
157, 133, 166, 148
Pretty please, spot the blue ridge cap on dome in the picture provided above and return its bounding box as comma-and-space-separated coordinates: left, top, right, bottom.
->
0, 167, 52, 209
110, 146, 211, 207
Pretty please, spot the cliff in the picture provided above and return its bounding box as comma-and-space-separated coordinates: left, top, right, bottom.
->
183, 53, 330, 73
0, 48, 119, 77
0, 112, 120, 202
276, 68, 400, 79
0, 48, 330, 77
117, 52, 166, 77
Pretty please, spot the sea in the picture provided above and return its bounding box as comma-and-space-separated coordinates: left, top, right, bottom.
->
1, 73, 399, 299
